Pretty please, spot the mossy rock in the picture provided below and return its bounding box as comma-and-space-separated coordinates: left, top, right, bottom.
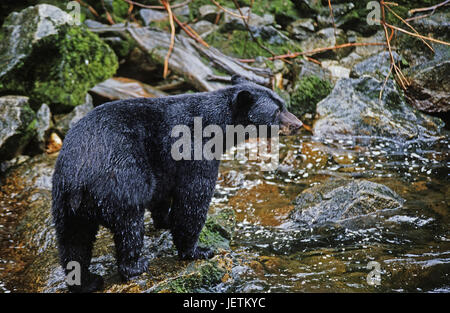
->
290, 75, 333, 119
147, 256, 232, 293
205, 28, 301, 59
0, 96, 37, 162
0, 5, 118, 113
199, 208, 236, 251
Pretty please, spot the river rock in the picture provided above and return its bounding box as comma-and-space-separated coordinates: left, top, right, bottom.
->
0, 96, 37, 162
404, 45, 450, 115
313, 76, 445, 139
300, 28, 351, 59
139, 8, 167, 26
198, 5, 221, 23
222, 7, 274, 31
351, 51, 401, 79
0, 153, 236, 292
53, 94, 94, 136
192, 20, 219, 38
287, 18, 316, 41
0, 4, 118, 113
290, 179, 404, 227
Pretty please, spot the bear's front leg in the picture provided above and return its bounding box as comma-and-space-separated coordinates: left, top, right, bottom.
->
169, 177, 216, 260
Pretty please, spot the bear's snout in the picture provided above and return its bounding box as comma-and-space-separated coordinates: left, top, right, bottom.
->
279, 110, 303, 136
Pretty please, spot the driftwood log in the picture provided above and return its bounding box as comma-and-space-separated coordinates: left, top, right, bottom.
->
87, 22, 272, 92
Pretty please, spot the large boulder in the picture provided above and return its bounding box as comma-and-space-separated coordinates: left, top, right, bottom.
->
290, 179, 405, 227
313, 76, 445, 139
404, 44, 450, 115
0, 4, 118, 113
0, 96, 37, 162
0, 153, 236, 293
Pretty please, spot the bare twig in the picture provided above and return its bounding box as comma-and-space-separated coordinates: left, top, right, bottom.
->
101, 0, 115, 24
409, 0, 449, 14
384, 22, 450, 46
161, 0, 175, 79
75, 0, 99, 17
237, 42, 386, 63
384, 2, 434, 52
327, 0, 337, 43
122, 0, 192, 10
211, 0, 248, 19
172, 14, 210, 48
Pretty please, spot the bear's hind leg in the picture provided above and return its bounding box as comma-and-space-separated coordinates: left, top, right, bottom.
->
55, 216, 103, 293
112, 213, 148, 281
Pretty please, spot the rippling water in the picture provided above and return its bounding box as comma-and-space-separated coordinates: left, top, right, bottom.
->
213, 134, 449, 292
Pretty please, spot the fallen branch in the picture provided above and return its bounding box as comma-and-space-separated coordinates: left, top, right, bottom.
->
237, 42, 387, 63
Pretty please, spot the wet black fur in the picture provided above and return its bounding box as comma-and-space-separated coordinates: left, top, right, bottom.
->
51, 76, 289, 292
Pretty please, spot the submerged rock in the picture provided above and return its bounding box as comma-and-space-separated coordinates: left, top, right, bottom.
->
0, 96, 37, 162
0, 153, 236, 292
313, 76, 445, 139
290, 179, 404, 227
0, 4, 118, 113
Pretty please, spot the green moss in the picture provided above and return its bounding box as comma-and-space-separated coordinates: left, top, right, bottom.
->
290, 75, 332, 117
252, 0, 300, 24
1, 24, 118, 113
206, 29, 301, 59
151, 259, 227, 293
199, 208, 235, 251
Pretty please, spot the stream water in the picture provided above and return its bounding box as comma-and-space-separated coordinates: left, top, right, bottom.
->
212, 134, 449, 292
0, 133, 448, 292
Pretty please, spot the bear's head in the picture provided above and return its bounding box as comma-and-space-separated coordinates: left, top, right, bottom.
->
230, 75, 302, 136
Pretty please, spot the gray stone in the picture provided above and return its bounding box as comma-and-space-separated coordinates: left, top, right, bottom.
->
313, 76, 445, 139
405, 45, 450, 114
139, 8, 167, 26
0, 96, 37, 161
300, 28, 350, 59
351, 51, 401, 79
35, 103, 52, 149
287, 18, 315, 41
223, 7, 274, 31
0, 4, 73, 79
191, 20, 219, 38
54, 94, 94, 136
295, 59, 332, 82
199, 5, 220, 23
317, 2, 355, 28
290, 179, 404, 227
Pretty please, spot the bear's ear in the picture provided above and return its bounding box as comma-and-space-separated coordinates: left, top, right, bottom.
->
231, 75, 248, 85
232, 89, 253, 115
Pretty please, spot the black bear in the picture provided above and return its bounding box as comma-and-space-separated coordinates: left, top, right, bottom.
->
51, 75, 302, 292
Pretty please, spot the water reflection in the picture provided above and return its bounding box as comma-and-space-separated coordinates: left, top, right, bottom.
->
214, 134, 449, 292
